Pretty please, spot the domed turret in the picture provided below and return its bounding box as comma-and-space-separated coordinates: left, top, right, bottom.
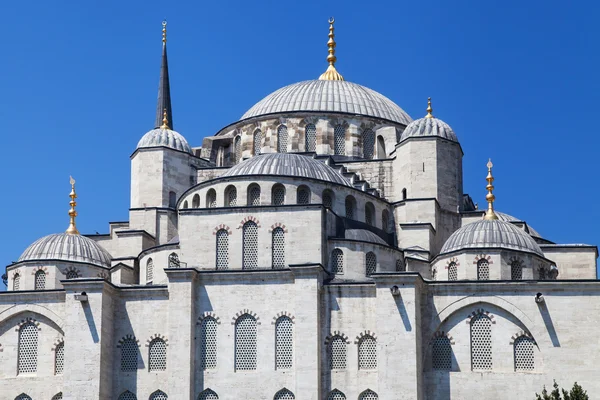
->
400, 98, 458, 142
137, 109, 192, 154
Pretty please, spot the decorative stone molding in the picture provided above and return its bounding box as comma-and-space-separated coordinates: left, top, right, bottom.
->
198, 312, 221, 324
268, 223, 288, 233
509, 256, 524, 266
473, 254, 493, 264
117, 334, 140, 348
465, 309, 496, 325
97, 272, 110, 281
11, 269, 21, 278
510, 331, 536, 345
231, 309, 260, 325
15, 317, 41, 331
63, 266, 81, 278
301, 116, 318, 126
445, 257, 459, 270
272, 311, 295, 324
213, 224, 232, 235
145, 334, 168, 347
354, 330, 377, 344
52, 337, 64, 351
325, 331, 350, 345
430, 331, 455, 345
237, 216, 261, 229
31, 266, 48, 275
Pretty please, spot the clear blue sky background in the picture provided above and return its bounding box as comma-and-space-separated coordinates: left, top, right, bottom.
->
2, 0, 599, 280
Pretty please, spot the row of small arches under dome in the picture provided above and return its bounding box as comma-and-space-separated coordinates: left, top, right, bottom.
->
438, 259, 555, 281
11, 269, 82, 291
330, 248, 406, 275
15, 395, 62, 400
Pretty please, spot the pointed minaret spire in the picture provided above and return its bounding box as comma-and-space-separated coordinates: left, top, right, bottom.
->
155, 20, 173, 130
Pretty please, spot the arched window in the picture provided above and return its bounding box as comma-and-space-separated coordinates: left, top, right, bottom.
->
402, 188, 407, 200
274, 388, 295, 400
66, 270, 78, 279
305, 123, 316, 152
192, 194, 200, 208
277, 125, 288, 153
362, 129, 375, 159
297, 186, 311, 204
146, 258, 154, 283
366, 252, 377, 276
359, 389, 379, 400
514, 336, 535, 371
382, 209, 390, 231
511, 260, 523, 280
358, 335, 377, 370
120, 337, 138, 371
54, 341, 64, 375
248, 184, 261, 206
13, 273, 20, 291
224, 185, 237, 207
365, 202, 375, 225
118, 391, 137, 400
275, 316, 293, 369
331, 249, 344, 274
51, 393, 63, 400
272, 227, 285, 269
168, 253, 180, 268
242, 221, 258, 269
322, 189, 334, 208
477, 259, 489, 280
198, 389, 219, 400
448, 262, 458, 281
234, 135, 242, 163
539, 267, 547, 280
15, 395, 32, 400
272, 184, 286, 205
199, 317, 218, 370
168, 191, 176, 208
235, 314, 257, 370
471, 314, 492, 370
149, 390, 168, 400
18, 322, 38, 374
432, 335, 452, 370
396, 259, 406, 272
183, 200, 188, 208
334, 125, 346, 155
327, 389, 346, 400
345, 196, 356, 219
34, 270, 45, 290
206, 189, 217, 208
376, 135, 386, 159
216, 229, 229, 270
328, 336, 347, 369
253, 129, 262, 155
148, 338, 167, 371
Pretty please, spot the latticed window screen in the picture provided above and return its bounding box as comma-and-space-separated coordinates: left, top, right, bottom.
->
331, 249, 344, 274
146, 259, 154, 282
277, 125, 288, 153
366, 252, 377, 276
149, 391, 168, 400
118, 391, 137, 400
242, 221, 259, 269
18, 322, 38, 374
448, 262, 458, 281
198, 389, 219, 400
199, 317, 218, 370
275, 316, 293, 369
120, 338, 138, 371
359, 390, 378, 400
511, 261, 523, 280
226, 187, 237, 207
235, 314, 258, 370
66, 270, 78, 279
254, 130, 262, 155
432, 335, 452, 370
248, 185, 261, 206
168, 253, 180, 268
149, 339, 167, 371
207, 189, 217, 208
322, 191, 333, 208
305, 123, 316, 152
365, 204, 374, 225
471, 315, 492, 370
297, 187, 310, 204
358, 336, 377, 370
34, 270, 45, 290
477, 259, 490, 280
362, 129, 375, 159
51, 393, 63, 400
216, 230, 229, 270
234, 136, 242, 163
382, 210, 389, 231
15, 395, 32, 400
329, 336, 347, 369
272, 228, 285, 269
193, 194, 200, 208
345, 197, 354, 219
272, 185, 285, 205
396, 259, 406, 272
514, 336, 534, 371
327, 390, 346, 400
274, 389, 295, 400
13, 274, 20, 290
55, 342, 64, 375
334, 125, 346, 155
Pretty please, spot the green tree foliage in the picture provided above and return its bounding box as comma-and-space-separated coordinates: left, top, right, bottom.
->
535, 381, 588, 400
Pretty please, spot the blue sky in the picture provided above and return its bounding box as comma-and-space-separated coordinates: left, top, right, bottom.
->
2, 0, 599, 278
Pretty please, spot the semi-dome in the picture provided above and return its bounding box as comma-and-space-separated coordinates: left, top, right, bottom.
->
137, 127, 192, 154
222, 153, 352, 187
400, 98, 458, 143
19, 233, 112, 268
440, 219, 544, 258
240, 80, 412, 126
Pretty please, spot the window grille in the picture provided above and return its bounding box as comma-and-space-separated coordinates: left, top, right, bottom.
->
149, 390, 168, 400
514, 336, 534, 371
272, 185, 285, 205
199, 317, 218, 370
362, 129, 375, 159
511, 260, 523, 280
193, 194, 200, 208
18, 322, 38, 374
359, 390, 378, 400
183, 201, 188, 208
539, 267, 546, 280
168, 253, 180, 268
13, 273, 20, 290
448, 262, 458, 281
66, 270, 78, 279
331, 249, 344, 274
206, 189, 217, 208
118, 391, 137, 400
358, 335, 377, 370
242, 221, 258, 270
432, 335, 452, 370
149, 338, 167, 371
365, 203, 374, 225
254, 130, 262, 155
322, 191, 333, 208
120, 338, 138, 372
366, 252, 377, 277
382, 210, 389, 231
329, 336, 347, 369
327, 390, 346, 400
216, 230, 229, 270
55, 341, 64, 375
272, 228, 285, 269
274, 389, 295, 400
34, 270, 45, 290
52, 393, 63, 400
305, 123, 316, 152
146, 259, 154, 282
198, 389, 219, 400
248, 185, 261, 206
345, 197, 355, 219
225, 186, 237, 207
396, 259, 405, 272
297, 187, 310, 204
15, 395, 32, 400
334, 125, 346, 155
477, 259, 489, 280
235, 314, 257, 370
277, 125, 288, 153
471, 315, 492, 370
234, 136, 242, 163
275, 316, 293, 369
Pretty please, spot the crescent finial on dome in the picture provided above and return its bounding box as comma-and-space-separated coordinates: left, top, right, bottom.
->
484, 159, 499, 220
66, 176, 80, 235
318, 17, 344, 81
160, 108, 170, 129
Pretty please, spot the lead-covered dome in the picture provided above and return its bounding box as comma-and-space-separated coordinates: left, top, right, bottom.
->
222, 153, 352, 187
19, 233, 112, 268
241, 80, 412, 125
400, 116, 458, 143
137, 127, 192, 154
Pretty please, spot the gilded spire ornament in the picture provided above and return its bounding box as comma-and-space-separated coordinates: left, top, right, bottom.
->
160, 108, 170, 129
66, 176, 80, 235
484, 159, 499, 220
425, 97, 434, 119
318, 17, 344, 81
155, 20, 174, 129
162, 20, 167, 43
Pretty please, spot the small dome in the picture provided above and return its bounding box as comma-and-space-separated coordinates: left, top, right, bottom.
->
222, 153, 352, 187
495, 211, 542, 238
345, 229, 387, 245
137, 128, 192, 154
440, 219, 544, 257
400, 117, 458, 143
241, 80, 412, 125
19, 233, 112, 268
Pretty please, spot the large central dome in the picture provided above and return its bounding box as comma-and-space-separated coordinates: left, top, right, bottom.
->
240, 80, 412, 125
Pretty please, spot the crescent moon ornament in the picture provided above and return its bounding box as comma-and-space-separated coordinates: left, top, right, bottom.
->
328, 17, 335, 24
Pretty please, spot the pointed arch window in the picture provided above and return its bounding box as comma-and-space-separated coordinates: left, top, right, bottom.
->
148, 338, 167, 371
235, 314, 258, 370
366, 252, 377, 276
15, 395, 32, 400
234, 135, 242, 163
275, 316, 293, 369
274, 389, 295, 400
149, 390, 168, 400
328, 336, 347, 369
118, 391, 137, 400
168, 253, 180, 268
382, 209, 390, 231
396, 259, 406, 272
51, 394, 63, 400
248, 184, 261, 206
198, 389, 219, 400
18, 322, 38, 374
199, 317, 218, 370
511, 260, 523, 280
362, 129, 375, 159
331, 249, 344, 274
297, 186, 311, 204
322, 189, 334, 208
376, 135, 386, 159
334, 125, 346, 155
206, 189, 217, 208
327, 389, 346, 400
225, 186, 237, 207
277, 125, 288, 153
192, 194, 200, 208
477, 259, 490, 280
514, 336, 535, 371
253, 129, 262, 155
13, 273, 20, 291
365, 202, 375, 225
345, 196, 356, 219
305, 123, 316, 152
272, 227, 285, 269
66, 270, 78, 279
34, 270, 45, 290
216, 229, 229, 270
448, 262, 458, 281
146, 258, 154, 283
242, 221, 258, 269
359, 390, 379, 400
272, 184, 286, 205
54, 341, 64, 375
120, 337, 138, 372
471, 314, 492, 370
432, 335, 452, 370
358, 335, 377, 370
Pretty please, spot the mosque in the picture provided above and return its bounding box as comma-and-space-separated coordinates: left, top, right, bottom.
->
1, 19, 599, 400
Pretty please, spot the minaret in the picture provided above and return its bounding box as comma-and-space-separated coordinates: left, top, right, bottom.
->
318, 17, 344, 81
155, 20, 173, 129
66, 176, 80, 235
484, 159, 499, 220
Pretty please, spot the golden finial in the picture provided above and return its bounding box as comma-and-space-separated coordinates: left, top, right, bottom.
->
318, 17, 345, 81
425, 97, 434, 119
66, 176, 80, 235
160, 108, 170, 129
483, 159, 499, 220
162, 20, 167, 44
